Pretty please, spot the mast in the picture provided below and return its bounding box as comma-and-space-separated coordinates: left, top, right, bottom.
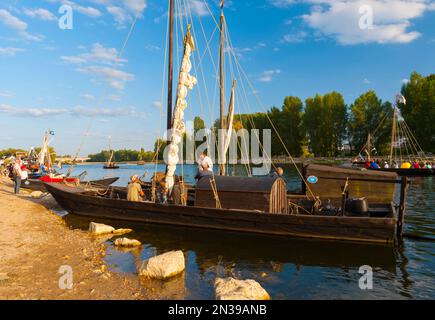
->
389, 104, 397, 166
167, 0, 175, 140
367, 131, 371, 161
219, 0, 225, 176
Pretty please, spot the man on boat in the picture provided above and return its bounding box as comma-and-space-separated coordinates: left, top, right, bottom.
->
269, 167, 284, 179
195, 151, 213, 180
127, 175, 145, 202
370, 160, 380, 169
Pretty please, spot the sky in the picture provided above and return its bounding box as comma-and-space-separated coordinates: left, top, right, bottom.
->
0, 0, 434, 156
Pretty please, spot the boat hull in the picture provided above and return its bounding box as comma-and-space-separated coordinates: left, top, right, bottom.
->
21, 177, 119, 192
368, 167, 434, 176
44, 183, 398, 245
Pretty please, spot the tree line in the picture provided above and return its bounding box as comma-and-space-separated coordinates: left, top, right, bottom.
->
227, 71, 434, 157
88, 148, 155, 162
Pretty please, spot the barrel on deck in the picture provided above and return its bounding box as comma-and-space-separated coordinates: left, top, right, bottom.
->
195, 176, 288, 214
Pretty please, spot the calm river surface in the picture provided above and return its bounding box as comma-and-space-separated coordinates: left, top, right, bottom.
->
57, 163, 434, 299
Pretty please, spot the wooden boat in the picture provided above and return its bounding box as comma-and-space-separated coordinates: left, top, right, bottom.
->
103, 137, 119, 169
44, 2, 408, 246
368, 167, 434, 176
103, 163, 120, 170
351, 94, 433, 177
44, 168, 407, 245
22, 176, 119, 192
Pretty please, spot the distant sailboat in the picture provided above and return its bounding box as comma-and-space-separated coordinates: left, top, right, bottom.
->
103, 136, 119, 169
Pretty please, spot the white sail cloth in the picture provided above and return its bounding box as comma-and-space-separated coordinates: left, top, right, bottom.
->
165, 26, 198, 190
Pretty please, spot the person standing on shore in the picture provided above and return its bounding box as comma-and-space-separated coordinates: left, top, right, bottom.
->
12, 158, 23, 194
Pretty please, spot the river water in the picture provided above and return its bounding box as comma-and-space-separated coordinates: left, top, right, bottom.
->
57, 163, 434, 299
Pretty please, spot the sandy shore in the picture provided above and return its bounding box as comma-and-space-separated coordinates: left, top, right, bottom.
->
0, 176, 146, 300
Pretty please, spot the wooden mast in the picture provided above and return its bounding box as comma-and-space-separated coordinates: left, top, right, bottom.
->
367, 131, 371, 161
167, 0, 175, 140
219, 0, 225, 176
389, 104, 397, 166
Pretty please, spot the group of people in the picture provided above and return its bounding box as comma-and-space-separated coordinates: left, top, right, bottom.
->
125, 150, 285, 205
364, 159, 433, 170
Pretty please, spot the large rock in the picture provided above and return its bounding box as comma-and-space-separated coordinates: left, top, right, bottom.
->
114, 237, 141, 247
30, 191, 44, 198
137, 250, 185, 280
214, 277, 270, 300
89, 222, 115, 235
113, 228, 133, 235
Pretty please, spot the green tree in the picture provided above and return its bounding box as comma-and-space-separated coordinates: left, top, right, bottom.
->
154, 139, 167, 161
302, 92, 347, 156
348, 91, 392, 156
269, 96, 304, 157
400, 72, 435, 153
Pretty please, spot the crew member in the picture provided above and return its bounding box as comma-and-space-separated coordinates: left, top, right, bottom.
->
127, 175, 145, 202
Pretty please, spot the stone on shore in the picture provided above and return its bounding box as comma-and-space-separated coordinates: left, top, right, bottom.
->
114, 237, 141, 248
30, 191, 44, 198
0, 273, 10, 281
137, 250, 185, 280
89, 222, 115, 235
113, 228, 133, 235
214, 277, 270, 300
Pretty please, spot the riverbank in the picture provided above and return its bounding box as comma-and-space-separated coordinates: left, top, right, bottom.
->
0, 176, 145, 300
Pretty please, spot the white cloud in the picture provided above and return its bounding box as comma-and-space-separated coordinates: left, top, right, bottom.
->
145, 44, 161, 51
270, 0, 296, 8
72, 105, 144, 117
0, 9, 43, 41
281, 31, 308, 43
258, 69, 281, 82
152, 101, 163, 109
301, 0, 432, 44
65, 0, 102, 17
23, 8, 57, 21
123, 0, 147, 16
81, 93, 95, 100
270, 0, 434, 45
61, 43, 126, 65
0, 91, 14, 98
77, 66, 134, 90
48, 0, 102, 17
190, 0, 209, 16
61, 43, 133, 90
0, 103, 144, 118
363, 78, 371, 84
107, 6, 131, 27
0, 103, 67, 117
0, 47, 25, 56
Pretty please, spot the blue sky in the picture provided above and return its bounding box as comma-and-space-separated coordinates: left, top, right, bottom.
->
0, 0, 434, 156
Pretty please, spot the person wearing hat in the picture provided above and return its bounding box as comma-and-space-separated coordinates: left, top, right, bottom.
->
127, 175, 145, 202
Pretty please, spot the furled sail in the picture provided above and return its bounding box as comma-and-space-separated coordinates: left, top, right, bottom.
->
165, 25, 198, 190
223, 79, 236, 156
38, 132, 49, 166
